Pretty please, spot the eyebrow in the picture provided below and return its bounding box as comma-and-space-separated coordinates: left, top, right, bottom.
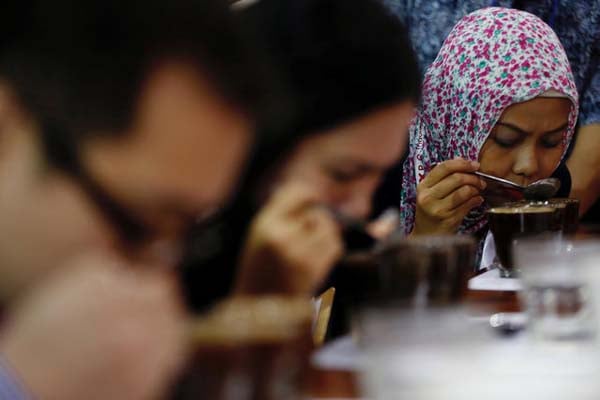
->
495, 122, 569, 136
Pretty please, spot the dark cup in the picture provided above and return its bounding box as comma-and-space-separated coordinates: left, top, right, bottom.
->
175, 297, 313, 400
374, 235, 476, 307
548, 198, 580, 235
504, 198, 580, 235
487, 206, 560, 278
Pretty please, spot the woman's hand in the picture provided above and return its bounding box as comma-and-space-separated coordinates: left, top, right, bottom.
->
235, 182, 344, 295
367, 208, 400, 239
412, 158, 486, 235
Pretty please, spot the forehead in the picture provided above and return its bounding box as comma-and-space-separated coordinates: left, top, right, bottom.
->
498, 97, 572, 132
299, 103, 414, 166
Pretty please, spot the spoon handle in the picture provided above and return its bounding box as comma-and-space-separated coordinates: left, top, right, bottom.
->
474, 171, 524, 190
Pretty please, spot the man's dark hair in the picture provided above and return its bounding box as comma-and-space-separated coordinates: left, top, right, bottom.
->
241, 0, 421, 137
0, 0, 288, 247
0, 0, 279, 140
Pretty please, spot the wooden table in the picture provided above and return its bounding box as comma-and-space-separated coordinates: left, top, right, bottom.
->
308, 367, 360, 398
307, 287, 522, 398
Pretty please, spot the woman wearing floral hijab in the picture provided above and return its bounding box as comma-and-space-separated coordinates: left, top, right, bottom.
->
400, 7, 578, 244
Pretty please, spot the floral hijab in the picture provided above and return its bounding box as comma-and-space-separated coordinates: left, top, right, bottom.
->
400, 7, 579, 234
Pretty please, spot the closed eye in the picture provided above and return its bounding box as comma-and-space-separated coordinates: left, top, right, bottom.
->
491, 127, 524, 149
540, 131, 564, 149
324, 160, 384, 183
493, 136, 522, 148
327, 168, 362, 183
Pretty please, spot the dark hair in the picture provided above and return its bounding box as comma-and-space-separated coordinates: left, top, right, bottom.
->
0, 0, 279, 141
180, 0, 421, 312
240, 0, 421, 139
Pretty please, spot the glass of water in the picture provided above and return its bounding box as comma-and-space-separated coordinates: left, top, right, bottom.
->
355, 307, 491, 400
514, 236, 600, 342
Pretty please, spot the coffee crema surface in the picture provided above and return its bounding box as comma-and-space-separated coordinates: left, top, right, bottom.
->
488, 206, 556, 214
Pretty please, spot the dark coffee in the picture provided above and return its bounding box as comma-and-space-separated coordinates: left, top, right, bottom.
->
180, 339, 312, 400
549, 198, 580, 235
505, 198, 580, 235
336, 253, 381, 306
175, 297, 313, 400
376, 235, 476, 306
487, 206, 560, 277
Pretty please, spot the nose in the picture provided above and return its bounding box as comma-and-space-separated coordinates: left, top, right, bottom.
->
337, 197, 371, 220
512, 143, 540, 181
335, 184, 378, 220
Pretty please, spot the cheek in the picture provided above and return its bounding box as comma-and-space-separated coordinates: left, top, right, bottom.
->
0, 178, 116, 299
202, 133, 251, 202
326, 182, 360, 203
36, 179, 117, 255
538, 146, 565, 177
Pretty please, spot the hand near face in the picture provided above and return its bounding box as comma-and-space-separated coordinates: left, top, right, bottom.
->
413, 158, 486, 235
0, 254, 187, 400
367, 208, 401, 240
235, 182, 344, 295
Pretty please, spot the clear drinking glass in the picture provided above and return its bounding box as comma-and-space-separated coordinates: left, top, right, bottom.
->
356, 236, 600, 399
514, 236, 600, 342
356, 306, 495, 400
357, 303, 600, 400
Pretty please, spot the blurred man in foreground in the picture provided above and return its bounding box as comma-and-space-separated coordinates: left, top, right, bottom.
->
0, 1, 275, 398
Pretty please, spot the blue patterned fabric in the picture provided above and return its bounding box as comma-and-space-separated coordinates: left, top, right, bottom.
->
384, 0, 600, 125
0, 358, 30, 400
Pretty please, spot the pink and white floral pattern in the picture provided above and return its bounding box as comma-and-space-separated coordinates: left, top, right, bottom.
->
400, 7, 579, 234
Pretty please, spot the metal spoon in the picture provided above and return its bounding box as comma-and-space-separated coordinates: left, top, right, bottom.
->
475, 171, 560, 201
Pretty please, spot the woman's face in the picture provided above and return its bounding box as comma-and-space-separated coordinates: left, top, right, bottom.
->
479, 97, 572, 204
276, 102, 414, 219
